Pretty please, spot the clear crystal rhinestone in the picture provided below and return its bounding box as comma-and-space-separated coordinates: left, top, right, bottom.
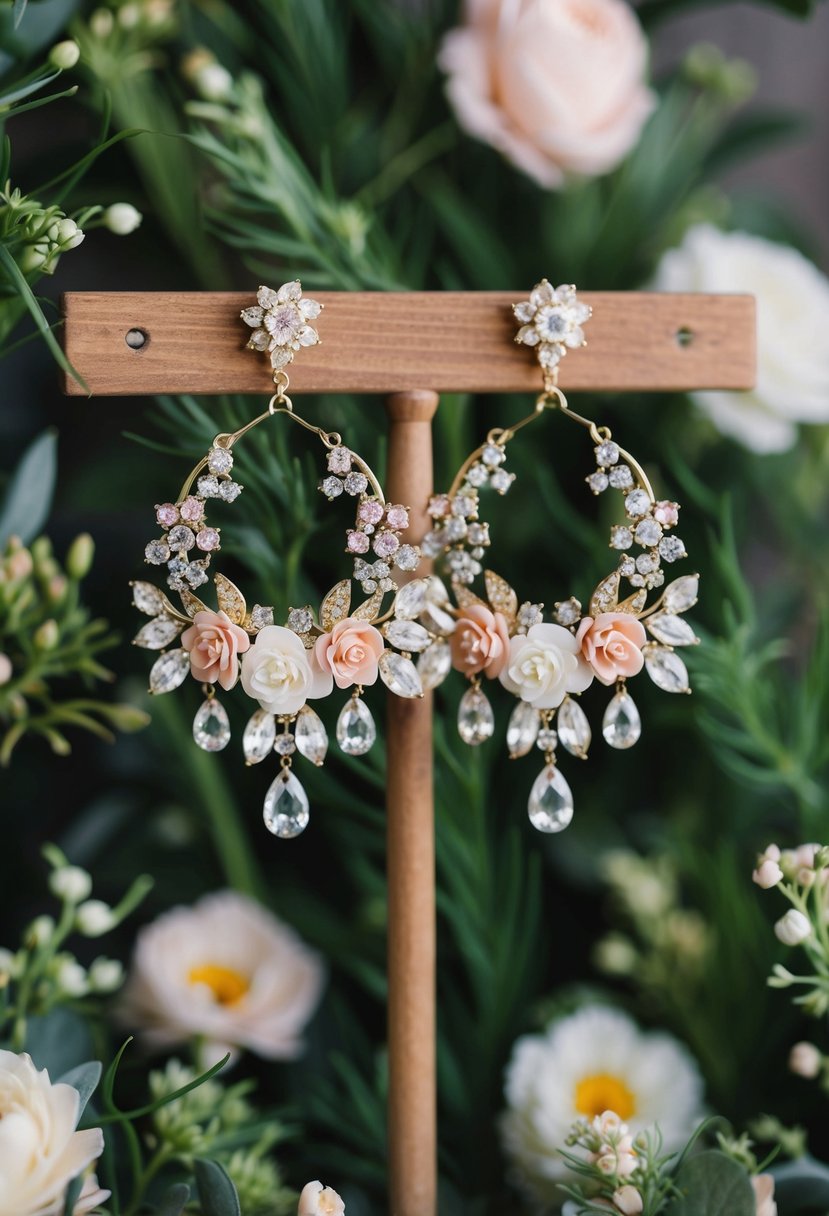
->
646, 612, 698, 647
528, 765, 574, 833
467, 523, 490, 547
417, 640, 452, 691
482, 444, 505, 467
385, 619, 431, 652
636, 553, 658, 574
243, 709, 276, 764
602, 689, 641, 749
664, 574, 699, 614
445, 518, 468, 542
197, 475, 220, 497
207, 447, 233, 475
557, 696, 591, 758
609, 465, 633, 489
506, 701, 539, 758
646, 569, 664, 590
288, 607, 314, 634
327, 446, 352, 474
421, 601, 456, 637
554, 598, 581, 626
625, 489, 650, 517
295, 704, 328, 766
263, 770, 309, 838
132, 581, 168, 616
644, 645, 690, 693
619, 556, 636, 578
610, 526, 633, 550
629, 573, 646, 588
659, 536, 687, 563
537, 727, 558, 752
344, 472, 368, 496
457, 686, 494, 746
517, 602, 544, 630
149, 648, 190, 694
586, 472, 609, 495
379, 651, 423, 698
635, 519, 663, 547
336, 697, 376, 756
133, 616, 182, 649
248, 605, 274, 631
275, 733, 296, 756
145, 540, 170, 565
193, 698, 230, 752
167, 525, 196, 552
393, 579, 429, 620
421, 530, 446, 558
466, 463, 488, 487
320, 476, 343, 499
219, 480, 242, 502
490, 469, 515, 495
395, 544, 420, 571
185, 563, 208, 588
595, 441, 619, 467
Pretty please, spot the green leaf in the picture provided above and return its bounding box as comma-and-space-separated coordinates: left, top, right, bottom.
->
58, 1061, 102, 1118
705, 108, 811, 176
669, 1151, 756, 1216
12, 0, 28, 28
771, 1156, 829, 1211
0, 428, 57, 545
158, 1183, 191, 1216
25, 1009, 93, 1077
62, 1175, 83, 1216
0, 246, 87, 390
195, 1159, 241, 1216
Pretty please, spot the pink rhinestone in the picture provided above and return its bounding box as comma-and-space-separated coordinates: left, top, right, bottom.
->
428, 495, 450, 518
179, 496, 204, 523
328, 447, 352, 474
385, 505, 409, 530
196, 528, 220, 552
358, 500, 384, 525
654, 500, 679, 528
373, 530, 400, 558
155, 503, 179, 527
347, 530, 370, 554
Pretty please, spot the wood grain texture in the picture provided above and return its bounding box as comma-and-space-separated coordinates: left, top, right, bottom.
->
61, 291, 756, 396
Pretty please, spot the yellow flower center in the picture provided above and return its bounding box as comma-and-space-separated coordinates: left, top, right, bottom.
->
188, 963, 250, 1006
574, 1073, 636, 1120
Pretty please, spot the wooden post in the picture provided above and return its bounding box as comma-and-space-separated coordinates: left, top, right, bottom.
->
385, 390, 440, 1216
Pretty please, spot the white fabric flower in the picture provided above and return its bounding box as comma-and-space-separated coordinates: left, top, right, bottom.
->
0, 1049, 109, 1216
298, 1180, 345, 1215
241, 625, 332, 716
499, 622, 593, 709
501, 1005, 704, 1203
119, 891, 324, 1060
653, 224, 829, 453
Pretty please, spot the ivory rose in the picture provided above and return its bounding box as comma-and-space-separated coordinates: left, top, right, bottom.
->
181, 609, 249, 691
0, 1049, 109, 1216
314, 617, 384, 689
298, 1180, 346, 1215
241, 624, 331, 715
752, 1174, 778, 1216
576, 612, 647, 686
450, 605, 510, 677
439, 0, 656, 188
500, 622, 592, 709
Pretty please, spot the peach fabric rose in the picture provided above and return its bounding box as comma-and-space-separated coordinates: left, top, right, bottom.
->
182, 609, 250, 691
450, 605, 510, 678
314, 617, 384, 690
576, 612, 646, 686
439, 0, 656, 188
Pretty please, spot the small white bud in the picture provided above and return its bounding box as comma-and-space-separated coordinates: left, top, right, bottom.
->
774, 909, 812, 947
613, 1186, 644, 1215
0, 654, 12, 686
55, 958, 88, 997
28, 915, 56, 946
75, 899, 116, 937
49, 866, 93, 903
48, 40, 81, 70
118, 3, 141, 28
789, 1041, 822, 1079
56, 218, 84, 250
298, 1181, 345, 1216
102, 203, 143, 235
19, 247, 48, 273
88, 957, 125, 992
89, 8, 114, 36
195, 64, 234, 102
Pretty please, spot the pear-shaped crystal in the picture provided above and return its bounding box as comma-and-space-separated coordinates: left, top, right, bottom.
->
394, 578, 430, 620
295, 704, 328, 766
644, 645, 690, 693
133, 615, 183, 650
193, 697, 230, 752
646, 613, 699, 647
663, 574, 699, 614
379, 651, 423, 699
506, 701, 540, 758
243, 709, 276, 764
420, 602, 456, 637
417, 640, 452, 691
385, 620, 432, 652
458, 686, 494, 746
149, 648, 190, 694
557, 696, 592, 759
263, 769, 309, 838
528, 764, 574, 833
602, 689, 641, 749
132, 581, 169, 616
336, 697, 376, 756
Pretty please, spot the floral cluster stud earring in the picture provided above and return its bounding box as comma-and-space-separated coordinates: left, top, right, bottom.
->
405, 281, 700, 833
131, 281, 443, 839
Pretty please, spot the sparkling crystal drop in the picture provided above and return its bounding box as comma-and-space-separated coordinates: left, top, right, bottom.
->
506, 701, 540, 758
645, 612, 699, 647
336, 697, 376, 756
133, 616, 183, 650
263, 770, 309, 838
149, 648, 191, 694
379, 651, 423, 699
644, 645, 690, 694
528, 765, 574, 833
295, 704, 329, 766
132, 581, 168, 616
557, 696, 592, 759
394, 578, 430, 620
193, 698, 231, 752
458, 686, 494, 746
385, 620, 432, 652
663, 574, 699, 614
602, 689, 641, 749
243, 709, 276, 764
417, 640, 452, 691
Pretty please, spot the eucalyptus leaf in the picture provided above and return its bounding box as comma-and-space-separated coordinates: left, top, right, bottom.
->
195, 1159, 241, 1216
158, 1183, 191, 1216
58, 1061, 102, 1118
62, 1175, 83, 1216
25, 1009, 93, 1077
12, 0, 28, 27
772, 1155, 829, 1211
669, 1151, 756, 1216
0, 429, 57, 545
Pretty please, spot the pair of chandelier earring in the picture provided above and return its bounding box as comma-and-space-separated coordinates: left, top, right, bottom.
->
132, 278, 699, 839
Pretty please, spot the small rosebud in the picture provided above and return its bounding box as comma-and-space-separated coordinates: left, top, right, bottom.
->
88, 957, 124, 992
102, 203, 143, 235
614, 1185, 644, 1215
27, 915, 55, 947
48, 40, 80, 70
753, 859, 783, 889
76, 899, 116, 937
49, 866, 92, 903
789, 1041, 822, 1079
48, 576, 68, 603
5, 548, 32, 581
66, 533, 95, 580
34, 619, 59, 650
0, 654, 12, 686
774, 909, 812, 947
55, 957, 87, 997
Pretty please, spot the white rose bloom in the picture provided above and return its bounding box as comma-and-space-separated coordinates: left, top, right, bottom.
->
501, 1005, 704, 1203
298, 1180, 346, 1215
653, 224, 829, 453
119, 891, 325, 1060
0, 1049, 109, 1216
499, 622, 593, 709
241, 625, 332, 716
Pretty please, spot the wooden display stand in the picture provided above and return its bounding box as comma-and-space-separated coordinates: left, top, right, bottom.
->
61, 290, 756, 1216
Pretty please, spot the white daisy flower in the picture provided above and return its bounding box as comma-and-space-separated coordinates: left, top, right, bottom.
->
241, 282, 322, 370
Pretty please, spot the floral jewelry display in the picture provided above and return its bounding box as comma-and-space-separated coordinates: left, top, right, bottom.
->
131, 282, 441, 839
415, 281, 700, 834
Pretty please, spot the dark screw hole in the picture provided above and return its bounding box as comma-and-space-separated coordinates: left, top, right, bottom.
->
675, 327, 694, 348
125, 328, 148, 350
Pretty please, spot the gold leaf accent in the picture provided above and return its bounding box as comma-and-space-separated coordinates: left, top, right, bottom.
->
484, 570, 518, 624
452, 579, 488, 612
352, 587, 385, 622
320, 580, 352, 631
215, 573, 246, 625
616, 589, 647, 615
589, 571, 620, 618
179, 588, 209, 618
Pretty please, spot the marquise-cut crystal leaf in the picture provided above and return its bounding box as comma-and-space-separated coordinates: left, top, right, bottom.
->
215, 573, 246, 624
528, 765, 574, 833
663, 573, 699, 614
193, 698, 231, 752
295, 704, 328, 766
589, 571, 620, 617
320, 580, 352, 631
602, 689, 641, 749
352, 587, 385, 622
336, 697, 376, 756
506, 701, 540, 758
394, 578, 430, 621
646, 613, 699, 647
132, 581, 175, 618
379, 651, 423, 699
420, 602, 456, 638
133, 616, 184, 650
179, 587, 208, 618
263, 770, 309, 838
417, 641, 452, 691
557, 696, 592, 759
458, 686, 495, 746
644, 645, 691, 694
243, 709, 276, 764
484, 570, 518, 623
384, 620, 432, 653
149, 648, 190, 694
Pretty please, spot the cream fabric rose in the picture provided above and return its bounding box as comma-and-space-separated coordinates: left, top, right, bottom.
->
752, 1174, 778, 1216
314, 618, 384, 689
439, 0, 656, 188
500, 622, 592, 709
298, 1180, 345, 1215
0, 1049, 109, 1216
653, 224, 829, 453
450, 605, 510, 678
576, 612, 647, 685
119, 891, 325, 1060
241, 624, 331, 715
181, 609, 250, 691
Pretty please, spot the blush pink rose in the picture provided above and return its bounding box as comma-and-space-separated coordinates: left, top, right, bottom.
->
450, 605, 510, 678
314, 617, 385, 689
576, 612, 647, 686
439, 0, 656, 189
182, 609, 250, 691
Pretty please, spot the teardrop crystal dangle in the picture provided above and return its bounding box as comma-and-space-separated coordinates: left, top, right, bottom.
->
263, 765, 310, 838
295, 704, 328, 766
458, 684, 495, 746
336, 695, 376, 756
557, 696, 591, 759
243, 708, 276, 764
602, 685, 641, 750
193, 695, 231, 752
527, 764, 574, 833
506, 700, 540, 758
